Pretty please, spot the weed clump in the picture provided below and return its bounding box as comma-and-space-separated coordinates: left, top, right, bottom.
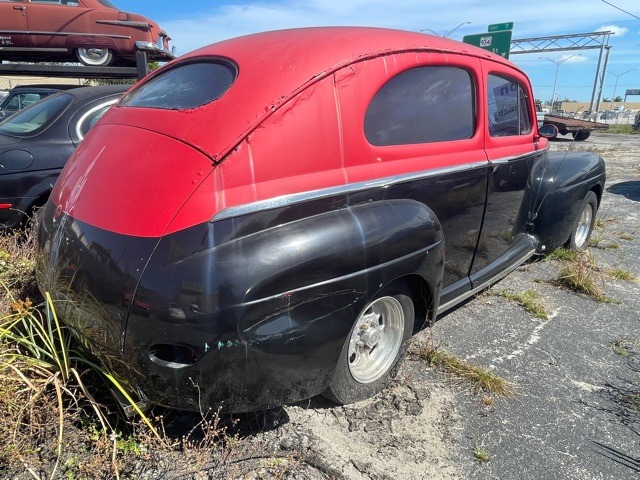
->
417, 341, 515, 397
497, 289, 548, 320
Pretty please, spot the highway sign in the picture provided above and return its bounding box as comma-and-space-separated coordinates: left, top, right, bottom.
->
463, 30, 513, 59
488, 22, 514, 32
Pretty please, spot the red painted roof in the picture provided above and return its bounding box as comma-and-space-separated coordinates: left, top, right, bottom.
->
103, 27, 515, 162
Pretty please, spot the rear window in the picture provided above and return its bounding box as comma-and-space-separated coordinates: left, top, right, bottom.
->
121, 61, 237, 110
0, 93, 72, 137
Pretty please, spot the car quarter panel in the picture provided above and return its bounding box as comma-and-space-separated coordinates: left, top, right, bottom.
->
122, 198, 444, 411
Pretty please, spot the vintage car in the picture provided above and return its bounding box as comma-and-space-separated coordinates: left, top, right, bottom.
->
0, 85, 128, 229
0, 0, 173, 66
35, 27, 605, 413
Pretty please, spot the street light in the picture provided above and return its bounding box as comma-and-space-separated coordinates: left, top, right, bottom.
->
540, 54, 582, 110
421, 21, 471, 38
607, 69, 635, 109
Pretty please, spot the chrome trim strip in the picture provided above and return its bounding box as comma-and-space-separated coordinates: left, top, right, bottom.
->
436, 246, 536, 316
213, 160, 490, 222
75, 98, 120, 140
0, 31, 130, 40
0, 47, 66, 52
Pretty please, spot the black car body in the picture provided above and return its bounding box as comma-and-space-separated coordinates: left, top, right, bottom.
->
0, 85, 128, 229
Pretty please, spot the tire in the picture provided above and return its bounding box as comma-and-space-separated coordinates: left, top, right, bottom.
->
323, 282, 415, 405
76, 48, 114, 66
567, 191, 598, 250
572, 130, 591, 141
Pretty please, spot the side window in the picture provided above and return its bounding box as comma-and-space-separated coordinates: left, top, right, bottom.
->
487, 74, 532, 137
364, 66, 475, 146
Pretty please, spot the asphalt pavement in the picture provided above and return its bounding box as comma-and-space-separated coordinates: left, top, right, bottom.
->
423, 133, 640, 479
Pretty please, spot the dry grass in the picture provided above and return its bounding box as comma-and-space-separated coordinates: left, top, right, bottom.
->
417, 340, 515, 397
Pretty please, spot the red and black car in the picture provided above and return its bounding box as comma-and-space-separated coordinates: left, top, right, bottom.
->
35, 27, 605, 413
0, 0, 173, 66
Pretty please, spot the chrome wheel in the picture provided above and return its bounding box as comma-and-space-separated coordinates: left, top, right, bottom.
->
574, 202, 594, 249
76, 48, 113, 66
348, 296, 405, 384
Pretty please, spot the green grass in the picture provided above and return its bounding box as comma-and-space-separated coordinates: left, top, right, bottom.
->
606, 269, 636, 282
497, 289, 548, 320
601, 124, 634, 134
473, 444, 491, 463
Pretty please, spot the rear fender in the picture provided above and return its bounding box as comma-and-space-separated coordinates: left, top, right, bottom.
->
124, 198, 444, 410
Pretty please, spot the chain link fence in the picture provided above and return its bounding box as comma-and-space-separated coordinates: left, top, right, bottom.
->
0, 76, 85, 93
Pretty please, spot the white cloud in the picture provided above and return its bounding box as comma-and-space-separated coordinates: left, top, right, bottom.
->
154, 1, 640, 59
597, 24, 628, 36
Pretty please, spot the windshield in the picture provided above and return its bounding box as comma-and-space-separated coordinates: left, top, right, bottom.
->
0, 93, 73, 138
121, 60, 237, 110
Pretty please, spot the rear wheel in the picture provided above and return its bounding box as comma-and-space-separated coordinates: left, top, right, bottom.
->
76, 48, 114, 66
324, 283, 414, 404
567, 191, 598, 250
572, 130, 591, 141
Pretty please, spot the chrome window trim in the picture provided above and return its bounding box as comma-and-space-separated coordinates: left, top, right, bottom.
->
74, 97, 119, 140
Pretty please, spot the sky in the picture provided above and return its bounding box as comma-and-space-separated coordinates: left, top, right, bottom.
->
113, 0, 640, 104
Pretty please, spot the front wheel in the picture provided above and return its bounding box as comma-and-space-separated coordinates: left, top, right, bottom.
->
323, 283, 414, 404
76, 48, 114, 66
567, 191, 598, 250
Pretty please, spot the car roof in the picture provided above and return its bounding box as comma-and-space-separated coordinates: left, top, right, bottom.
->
7, 84, 83, 92
110, 27, 518, 162
60, 84, 131, 101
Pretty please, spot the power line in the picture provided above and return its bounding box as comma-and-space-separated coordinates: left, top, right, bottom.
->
601, 0, 640, 20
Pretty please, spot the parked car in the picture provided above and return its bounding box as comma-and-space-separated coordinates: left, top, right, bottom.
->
0, 0, 173, 66
0, 85, 128, 230
35, 27, 606, 414
634, 111, 640, 131
599, 111, 617, 120
0, 84, 81, 121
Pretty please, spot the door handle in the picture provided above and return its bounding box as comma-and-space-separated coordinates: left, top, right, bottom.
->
13, 5, 26, 10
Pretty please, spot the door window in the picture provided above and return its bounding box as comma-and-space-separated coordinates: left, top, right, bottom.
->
487, 74, 532, 137
364, 66, 475, 146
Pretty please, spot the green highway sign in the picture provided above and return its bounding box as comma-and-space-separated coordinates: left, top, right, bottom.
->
463, 30, 513, 59
488, 22, 514, 32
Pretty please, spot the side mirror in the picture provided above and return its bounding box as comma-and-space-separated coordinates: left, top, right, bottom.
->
538, 124, 558, 139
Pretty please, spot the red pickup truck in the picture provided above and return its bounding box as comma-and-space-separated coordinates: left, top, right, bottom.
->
36, 27, 605, 413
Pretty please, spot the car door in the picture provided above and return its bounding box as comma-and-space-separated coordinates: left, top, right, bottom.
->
337, 52, 490, 306
25, 0, 89, 50
470, 63, 545, 288
0, 0, 30, 49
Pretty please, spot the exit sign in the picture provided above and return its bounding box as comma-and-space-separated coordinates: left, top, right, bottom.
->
488, 22, 514, 32
463, 30, 513, 59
